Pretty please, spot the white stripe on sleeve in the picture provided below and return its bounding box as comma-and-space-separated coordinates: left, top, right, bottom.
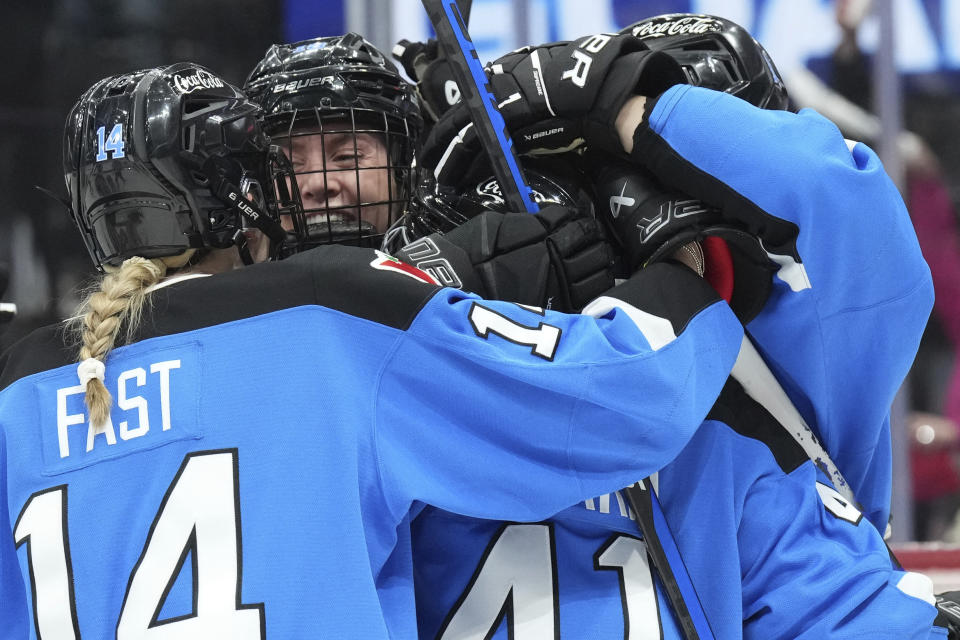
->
581, 296, 677, 350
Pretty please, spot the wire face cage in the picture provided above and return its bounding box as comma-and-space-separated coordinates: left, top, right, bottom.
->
268, 105, 416, 251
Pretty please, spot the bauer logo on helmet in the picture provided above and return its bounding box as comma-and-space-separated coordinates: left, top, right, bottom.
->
270, 76, 338, 94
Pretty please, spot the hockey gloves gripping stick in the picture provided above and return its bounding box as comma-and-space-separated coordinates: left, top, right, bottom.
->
397, 204, 615, 313
420, 34, 685, 189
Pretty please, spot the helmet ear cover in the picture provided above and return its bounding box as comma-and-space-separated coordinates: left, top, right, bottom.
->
63, 63, 290, 271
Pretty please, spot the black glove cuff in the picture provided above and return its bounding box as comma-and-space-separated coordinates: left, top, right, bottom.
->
584, 51, 685, 154
396, 233, 486, 294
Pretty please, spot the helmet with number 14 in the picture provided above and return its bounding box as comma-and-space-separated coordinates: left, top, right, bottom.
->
64, 62, 294, 271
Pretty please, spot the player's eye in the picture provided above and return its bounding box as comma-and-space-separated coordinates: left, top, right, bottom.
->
332, 152, 361, 164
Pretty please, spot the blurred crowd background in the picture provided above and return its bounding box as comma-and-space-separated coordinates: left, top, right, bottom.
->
3, 0, 960, 543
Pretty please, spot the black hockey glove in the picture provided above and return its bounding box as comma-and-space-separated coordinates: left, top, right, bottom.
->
392, 38, 461, 124
937, 591, 960, 639
396, 204, 615, 312
420, 34, 685, 189
588, 154, 777, 322
588, 157, 725, 273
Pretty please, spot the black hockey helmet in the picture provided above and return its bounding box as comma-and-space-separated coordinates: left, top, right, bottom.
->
244, 33, 422, 250
63, 62, 293, 271
621, 14, 788, 110
385, 156, 594, 253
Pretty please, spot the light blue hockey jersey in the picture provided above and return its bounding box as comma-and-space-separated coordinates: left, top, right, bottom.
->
413, 377, 942, 639
0, 246, 742, 638
639, 84, 934, 532
410, 85, 937, 638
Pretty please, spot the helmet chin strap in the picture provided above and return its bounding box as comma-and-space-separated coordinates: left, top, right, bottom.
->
202, 155, 288, 253
230, 229, 255, 266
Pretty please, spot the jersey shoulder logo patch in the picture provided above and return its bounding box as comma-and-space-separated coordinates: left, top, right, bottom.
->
370, 250, 439, 285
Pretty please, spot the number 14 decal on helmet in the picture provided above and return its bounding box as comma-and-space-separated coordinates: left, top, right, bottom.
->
95, 123, 125, 162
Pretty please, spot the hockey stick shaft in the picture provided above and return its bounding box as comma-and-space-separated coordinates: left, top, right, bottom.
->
623, 333, 865, 640
421, 0, 538, 213
624, 480, 714, 640
732, 333, 856, 503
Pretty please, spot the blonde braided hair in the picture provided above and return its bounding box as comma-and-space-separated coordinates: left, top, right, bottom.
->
72, 256, 170, 428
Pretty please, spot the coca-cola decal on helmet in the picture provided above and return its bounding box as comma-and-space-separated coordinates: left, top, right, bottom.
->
171, 68, 226, 94
630, 15, 723, 39
475, 177, 548, 206
476, 177, 505, 205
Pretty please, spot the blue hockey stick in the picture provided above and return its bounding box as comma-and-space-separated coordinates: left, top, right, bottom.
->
420, 0, 538, 213
624, 479, 716, 639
